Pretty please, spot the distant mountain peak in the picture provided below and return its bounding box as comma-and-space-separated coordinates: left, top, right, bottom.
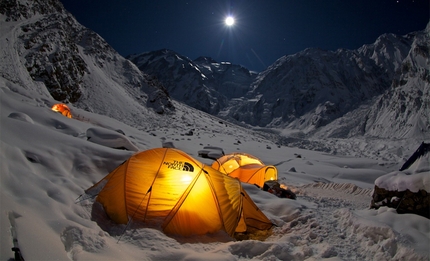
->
193, 56, 218, 64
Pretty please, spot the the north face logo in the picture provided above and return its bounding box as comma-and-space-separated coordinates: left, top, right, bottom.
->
182, 162, 194, 172
163, 160, 194, 172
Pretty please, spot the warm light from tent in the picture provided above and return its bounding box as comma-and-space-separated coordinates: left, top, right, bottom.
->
51, 103, 72, 118
181, 175, 192, 183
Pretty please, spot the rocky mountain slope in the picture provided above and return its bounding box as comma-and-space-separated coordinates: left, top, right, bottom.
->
0, 0, 173, 127
1, 0, 428, 162
128, 50, 257, 114
131, 24, 429, 141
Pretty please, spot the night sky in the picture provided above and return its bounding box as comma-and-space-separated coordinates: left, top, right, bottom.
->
60, 0, 429, 72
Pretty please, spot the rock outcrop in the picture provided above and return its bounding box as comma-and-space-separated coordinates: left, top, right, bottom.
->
371, 186, 429, 219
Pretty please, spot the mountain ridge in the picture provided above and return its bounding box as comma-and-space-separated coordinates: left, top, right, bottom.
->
128, 49, 257, 114
130, 24, 429, 141
1, 0, 428, 162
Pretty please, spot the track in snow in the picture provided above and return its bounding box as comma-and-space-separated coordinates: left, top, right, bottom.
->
266, 182, 426, 260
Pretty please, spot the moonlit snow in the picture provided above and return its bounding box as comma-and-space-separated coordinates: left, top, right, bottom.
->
0, 2, 429, 260
1, 78, 429, 260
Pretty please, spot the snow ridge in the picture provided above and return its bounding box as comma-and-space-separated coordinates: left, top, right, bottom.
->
300, 182, 373, 196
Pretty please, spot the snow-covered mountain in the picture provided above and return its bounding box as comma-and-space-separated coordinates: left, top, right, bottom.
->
359, 29, 430, 140
1, 0, 428, 161
130, 24, 429, 142
241, 25, 430, 140
1, 1, 429, 260
0, 0, 173, 126
128, 50, 257, 114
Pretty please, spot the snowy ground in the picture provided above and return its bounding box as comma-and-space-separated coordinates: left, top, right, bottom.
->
1, 79, 429, 260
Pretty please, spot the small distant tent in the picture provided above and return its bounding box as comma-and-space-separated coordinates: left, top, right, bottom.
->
211, 153, 278, 188
84, 148, 272, 237
51, 103, 72, 118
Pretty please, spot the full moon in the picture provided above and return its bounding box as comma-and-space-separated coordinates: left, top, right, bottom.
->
225, 16, 235, 26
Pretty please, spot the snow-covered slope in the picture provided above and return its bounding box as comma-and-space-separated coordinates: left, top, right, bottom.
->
362, 25, 430, 139
3, 73, 429, 261
2, 0, 427, 160
1, 1, 429, 260
0, 0, 173, 127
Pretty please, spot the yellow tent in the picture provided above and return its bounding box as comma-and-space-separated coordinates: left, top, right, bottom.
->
211, 153, 278, 188
51, 103, 72, 118
85, 148, 272, 237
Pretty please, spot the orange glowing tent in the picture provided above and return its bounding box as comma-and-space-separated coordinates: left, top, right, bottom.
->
51, 103, 72, 118
84, 148, 272, 237
211, 153, 278, 188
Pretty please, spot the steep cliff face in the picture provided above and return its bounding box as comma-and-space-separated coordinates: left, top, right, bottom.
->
0, 0, 173, 122
362, 25, 429, 139
19, 13, 88, 102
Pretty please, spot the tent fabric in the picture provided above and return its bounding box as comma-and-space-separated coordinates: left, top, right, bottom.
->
51, 103, 72, 118
237, 187, 274, 232
85, 148, 272, 237
211, 153, 278, 188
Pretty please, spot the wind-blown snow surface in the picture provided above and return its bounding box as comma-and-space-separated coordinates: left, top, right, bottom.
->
0, 1, 429, 259
1, 79, 429, 260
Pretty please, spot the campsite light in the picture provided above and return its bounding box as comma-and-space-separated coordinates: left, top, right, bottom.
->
51, 103, 72, 118
84, 148, 273, 237
212, 153, 278, 188
181, 175, 192, 184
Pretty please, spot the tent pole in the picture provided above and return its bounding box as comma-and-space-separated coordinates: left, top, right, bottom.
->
118, 148, 170, 243
117, 187, 152, 243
